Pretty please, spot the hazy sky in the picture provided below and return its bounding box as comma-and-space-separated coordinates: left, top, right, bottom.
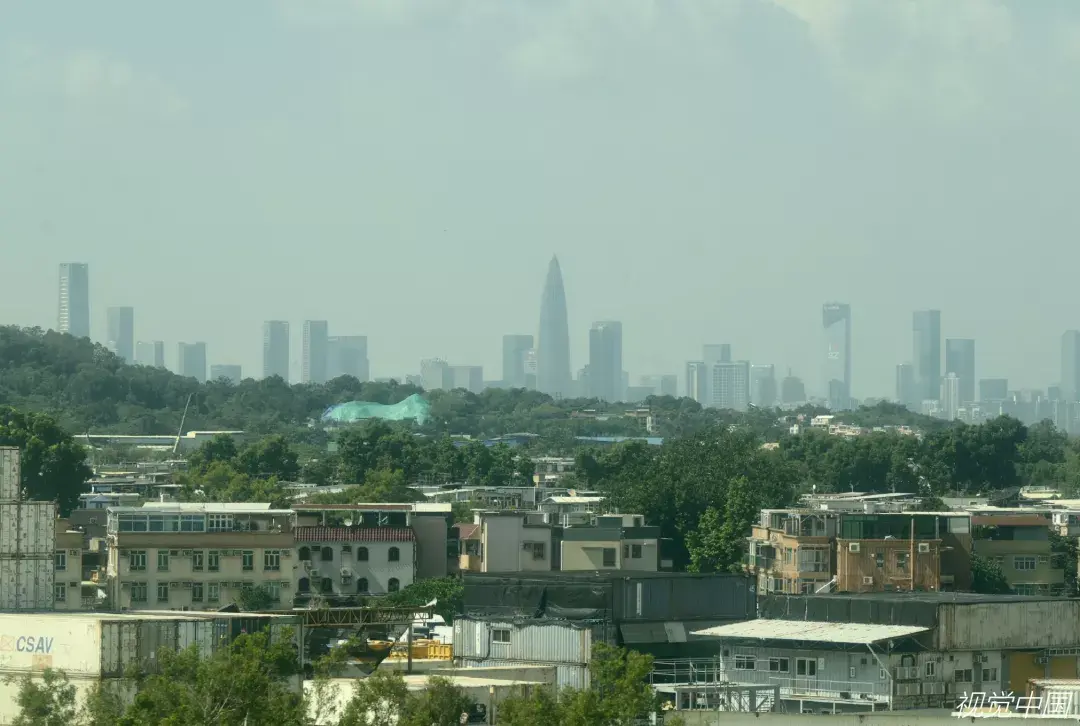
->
3, 0, 1080, 398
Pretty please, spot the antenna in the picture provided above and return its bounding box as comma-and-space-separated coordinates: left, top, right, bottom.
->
173, 393, 194, 456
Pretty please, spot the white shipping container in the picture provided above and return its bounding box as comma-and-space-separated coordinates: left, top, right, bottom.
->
0, 448, 19, 502
453, 618, 593, 665
0, 557, 54, 611
0, 502, 57, 556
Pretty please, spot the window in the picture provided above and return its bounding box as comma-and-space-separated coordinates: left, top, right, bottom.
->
53, 583, 66, 602
208, 551, 220, 572
925, 661, 936, 677
1013, 583, 1036, 596
983, 668, 998, 681
357, 578, 368, 594
298, 577, 310, 593
389, 547, 400, 562
264, 550, 281, 572
492, 628, 511, 644
768, 658, 789, 673
796, 658, 817, 677
524, 542, 545, 560
602, 548, 616, 567
874, 552, 885, 568
896, 552, 909, 571
129, 550, 147, 572
388, 578, 400, 593
320, 547, 334, 562
192, 583, 204, 603
208, 514, 233, 532
242, 551, 254, 571
356, 547, 369, 562
954, 669, 973, 683
131, 583, 148, 603
55, 552, 67, 571
208, 583, 220, 603
180, 514, 205, 532
320, 578, 333, 594
1015, 556, 1037, 571
880, 669, 887, 680
1038, 555, 1050, 565
192, 551, 204, 571
157, 583, 170, 603
157, 550, 170, 572
298, 547, 311, 561
734, 655, 755, 671
631, 544, 642, 559
849, 666, 856, 679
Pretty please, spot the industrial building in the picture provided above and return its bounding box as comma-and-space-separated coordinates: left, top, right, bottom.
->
0, 447, 57, 611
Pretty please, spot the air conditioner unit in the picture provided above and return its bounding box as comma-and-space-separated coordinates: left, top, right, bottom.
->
183, 582, 193, 589
340, 567, 351, 576
863, 576, 874, 585
1036, 656, 1049, 665
923, 682, 946, 695
68, 549, 79, 556
918, 543, 931, 554
848, 543, 861, 553
182, 550, 194, 556
121, 582, 131, 588
232, 582, 244, 588
170, 582, 182, 587
281, 551, 291, 558
69, 582, 78, 587
280, 582, 290, 589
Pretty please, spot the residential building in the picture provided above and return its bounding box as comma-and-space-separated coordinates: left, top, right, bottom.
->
702, 344, 732, 406
971, 511, 1064, 595
822, 302, 852, 411
639, 374, 678, 398
913, 310, 942, 403
502, 334, 534, 389
263, 321, 290, 381
945, 338, 976, 404
210, 364, 242, 384
711, 360, 750, 411
53, 519, 86, 611
106, 503, 296, 611
895, 363, 916, 409
537, 256, 572, 398
557, 514, 659, 572
750, 364, 777, 408
449, 365, 483, 393
685, 361, 707, 404
106, 306, 135, 362
588, 321, 623, 402
327, 335, 369, 382
58, 263, 90, 338
531, 457, 576, 486
177, 342, 207, 382
420, 358, 451, 391
135, 340, 165, 368
302, 320, 329, 384
940, 373, 961, 420
291, 503, 451, 600
523, 348, 538, 390
1064, 331, 1080, 402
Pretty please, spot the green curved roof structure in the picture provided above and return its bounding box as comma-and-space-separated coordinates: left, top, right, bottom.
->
321, 394, 430, 425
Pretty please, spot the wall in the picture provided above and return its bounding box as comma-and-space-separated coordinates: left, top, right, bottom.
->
936, 600, 1080, 651
560, 539, 620, 571
671, 713, 1078, 726
297, 541, 414, 596
53, 527, 84, 611
481, 517, 551, 573
835, 539, 940, 592
411, 513, 449, 579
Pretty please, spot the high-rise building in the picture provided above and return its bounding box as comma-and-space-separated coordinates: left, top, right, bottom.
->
822, 303, 852, 410
588, 321, 623, 402
263, 321, 290, 381
1062, 331, 1080, 402
711, 360, 750, 411
502, 335, 534, 389
913, 310, 942, 403
302, 320, 329, 384
750, 364, 777, 408
702, 344, 732, 406
523, 349, 538, 390
941, 373, 961, 420
106, 306, 134, 362
328, 335, 369, 381
640, 375, 678, 398
450, 365, 483, 393
421, 358, 451, 391
58, 263, 90, 338
896, 363, 917, 409
537, 257, 571, 398
945, 338, 976, 404
177, 342, 207, 382
210, 364, 242, 384
780, 370, 806, 406
135, 341, 165, 368
686, 362, 708, 404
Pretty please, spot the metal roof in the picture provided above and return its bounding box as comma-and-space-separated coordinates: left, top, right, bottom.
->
691, 619, 929, 645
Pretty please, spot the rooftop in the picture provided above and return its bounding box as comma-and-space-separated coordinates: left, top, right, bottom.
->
765, 591, 1061, 604
292, 502, 450, 513
692, 619, 929, 645
294, 526, 415, 543
544, 496, 605, 504
112, 502, 288, 514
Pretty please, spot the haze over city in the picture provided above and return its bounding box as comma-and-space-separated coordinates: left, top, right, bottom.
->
4, 1, 1080, 397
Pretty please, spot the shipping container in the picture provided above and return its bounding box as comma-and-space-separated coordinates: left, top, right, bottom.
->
453, 617, 596, 666
0, 557, 54, 610
454, 658, 590, 690
615, 573, 754, 622
0, 502, 57, 556
937, 599, 1080, 651
0, 448, 19, 502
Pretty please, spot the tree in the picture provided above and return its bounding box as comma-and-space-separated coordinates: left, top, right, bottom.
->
382, 577, 464, 623
8, 668, 77, 726
237, 584, 278, 611
971, 554, 1012, 595
495, 686, 564, 726
0, 407, 92, 515
235, 434, 300, 481
338, 669, 410, 726
187, 434, 238, 476
589, 643, 658, 725
399, 675, 474, 726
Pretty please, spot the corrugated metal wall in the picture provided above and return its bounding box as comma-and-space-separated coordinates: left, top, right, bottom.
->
456, 658, 590, 690
0, 559, 54, 610
0, 503, 56, 556
616, 574, 754, 622
938, 600, 1080, 651
0, 448, 20, 501
453, 618, 593, 665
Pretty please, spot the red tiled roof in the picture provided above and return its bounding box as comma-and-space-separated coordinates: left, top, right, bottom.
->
294, 526, 415, 542
293, 504, 414, 511
456, 523, 480, 540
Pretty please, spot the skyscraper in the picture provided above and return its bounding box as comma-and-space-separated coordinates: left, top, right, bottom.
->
302, 320, 329, 384
686, 361, 708, 404
328, 335, 369, 381
702, 344, 732, 406
711, 360, 751, 411
450, 365, 484, 393
421, 358, 451, 391
945, 338, 976, 404
135, 341, 165, 368
523, 349, 538, 390
177, 342, 207, 382
58, 263, 90, 338
210, 365, 242, 384
1063, 331, 1080, 402
822, 303, 852, 410
941, 373, 961, 421
588, 321, 623, 402
913, 310, 942, 403
896, 363, 917, 409
263, 321, 290, 381
780, 371, 806, 405
750, 364, 777, 408
502, 334, 534, 389
537, 256, 571, 398
106, 306, 134, 362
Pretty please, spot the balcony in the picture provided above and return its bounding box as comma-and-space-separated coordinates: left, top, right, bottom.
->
459, 554, 482, 572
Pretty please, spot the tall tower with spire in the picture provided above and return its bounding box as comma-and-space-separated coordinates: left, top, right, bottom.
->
537, 256, 572, 398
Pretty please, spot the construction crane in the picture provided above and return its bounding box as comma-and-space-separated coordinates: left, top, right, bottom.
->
172, 393, 194, 456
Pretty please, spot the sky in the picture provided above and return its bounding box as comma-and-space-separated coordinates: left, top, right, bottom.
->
3, 0, 1080, 398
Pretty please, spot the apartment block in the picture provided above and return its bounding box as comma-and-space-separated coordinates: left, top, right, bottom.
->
53, 519, 85, 611
971, 512, 1064, 595
106, 503, 296, 611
